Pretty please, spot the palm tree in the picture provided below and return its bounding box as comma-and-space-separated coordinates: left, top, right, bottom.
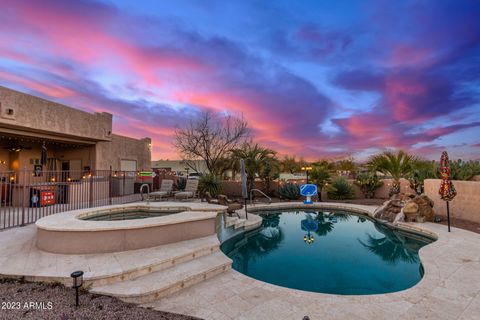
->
231, 143, 277, 193
358, 223, 421, 264
367, 150, 416, 195
310, 166, 331, 201
280, 155, 300, 174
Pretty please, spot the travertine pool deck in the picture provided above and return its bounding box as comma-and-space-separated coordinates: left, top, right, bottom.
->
143, 202, 480, 320
0, 201, 479, 319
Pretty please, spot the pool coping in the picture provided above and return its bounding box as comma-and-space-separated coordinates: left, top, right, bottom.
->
36, 201, 227, 232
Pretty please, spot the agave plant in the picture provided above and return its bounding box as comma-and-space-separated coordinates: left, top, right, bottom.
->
367, 150, 416, 196
278, 183, 301, 200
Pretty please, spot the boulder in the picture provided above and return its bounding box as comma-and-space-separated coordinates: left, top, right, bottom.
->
374, 199, 404, 223
403, 201, 419, 222
412, 194, 435, 222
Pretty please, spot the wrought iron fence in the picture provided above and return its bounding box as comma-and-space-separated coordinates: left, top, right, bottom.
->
0, 169, 153, 230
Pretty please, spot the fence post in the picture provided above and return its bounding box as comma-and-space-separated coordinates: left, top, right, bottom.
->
21, 167, 27, 226
122, 171, 126, 203
89, 172, 94, 208
109, 166, 113, 206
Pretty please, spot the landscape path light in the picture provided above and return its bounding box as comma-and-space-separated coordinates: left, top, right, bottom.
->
70, 270, 84, 307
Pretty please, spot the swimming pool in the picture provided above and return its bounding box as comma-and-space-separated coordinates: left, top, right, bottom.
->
220, 210, 434, 295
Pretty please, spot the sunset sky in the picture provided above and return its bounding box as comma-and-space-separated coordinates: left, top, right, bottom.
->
1, 0, 479, 161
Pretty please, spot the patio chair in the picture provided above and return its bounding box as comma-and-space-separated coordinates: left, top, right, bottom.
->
217, 194, 243, 217
148, 180, 174, 201
204, 191, 220, 204
174, 179, 199, 200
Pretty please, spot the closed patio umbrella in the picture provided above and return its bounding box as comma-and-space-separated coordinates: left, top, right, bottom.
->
438, 151, 456, 232
240, 159, 248, 219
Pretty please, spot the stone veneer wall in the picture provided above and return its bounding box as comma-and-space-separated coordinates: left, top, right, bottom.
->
424, 179, 480, 224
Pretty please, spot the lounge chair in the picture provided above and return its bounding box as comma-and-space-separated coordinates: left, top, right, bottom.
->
174, 179, 199, 200
217, 194, 243, 217
204, 191, 220, 204
148, 180, 173, 201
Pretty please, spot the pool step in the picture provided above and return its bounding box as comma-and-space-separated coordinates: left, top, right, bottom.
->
225, 216, 239, 228
234, 218, 246, 229
84, 235, 220, 287
91, 252, 232, 304
225, 216, 248, 230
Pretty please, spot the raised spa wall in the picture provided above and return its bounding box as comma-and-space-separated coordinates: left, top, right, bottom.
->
35, 204, 225, 254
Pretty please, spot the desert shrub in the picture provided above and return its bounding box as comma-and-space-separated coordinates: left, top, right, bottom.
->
278, 183, 301, 200
175, 178, 186, 191
327, 177, 354, 200
407, 160, 438, 194
449, 159, 480, 181
198, 174, 223, 197
355, 172, 383, 198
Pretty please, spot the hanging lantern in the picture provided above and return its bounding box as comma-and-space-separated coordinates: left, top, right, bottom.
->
41, 141, 48, 166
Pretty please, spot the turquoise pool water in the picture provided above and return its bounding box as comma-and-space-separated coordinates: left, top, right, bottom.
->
220, 210, 434, 295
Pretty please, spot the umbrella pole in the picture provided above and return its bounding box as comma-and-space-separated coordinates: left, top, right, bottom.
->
447, 201, 451, 232
244, 198, 248, 220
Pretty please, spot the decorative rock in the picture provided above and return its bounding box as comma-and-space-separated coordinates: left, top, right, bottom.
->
412, 194, 435, 222
403, 201, 419, 222
374, 199, 404, 223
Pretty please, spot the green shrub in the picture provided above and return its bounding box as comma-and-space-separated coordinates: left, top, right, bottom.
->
278, 183, 301, 200
198, 174, 223, 197
407, 160, 438, 194
327, 177, 354, 200
355, 172, 383, 198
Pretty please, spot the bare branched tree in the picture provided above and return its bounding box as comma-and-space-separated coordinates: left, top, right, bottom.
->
174, 111, 249, 176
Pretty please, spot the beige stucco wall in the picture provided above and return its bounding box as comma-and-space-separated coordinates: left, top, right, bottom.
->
96, 134, 151, 171
424, 179, 480, 224
0, 86, 112, 142
152, 159, 208, 174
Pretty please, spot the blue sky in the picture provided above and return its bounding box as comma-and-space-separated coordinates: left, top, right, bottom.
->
1, 0, 479, 160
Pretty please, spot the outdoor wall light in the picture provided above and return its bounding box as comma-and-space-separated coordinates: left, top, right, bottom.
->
70, 270, 84, 307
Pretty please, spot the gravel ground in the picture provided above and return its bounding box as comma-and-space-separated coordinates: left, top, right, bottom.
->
0, 278, 200, 320
436, 216, 480, 234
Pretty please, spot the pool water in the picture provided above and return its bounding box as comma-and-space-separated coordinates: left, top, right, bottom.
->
220, 210, 434, 295
81, 209, 182, 221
